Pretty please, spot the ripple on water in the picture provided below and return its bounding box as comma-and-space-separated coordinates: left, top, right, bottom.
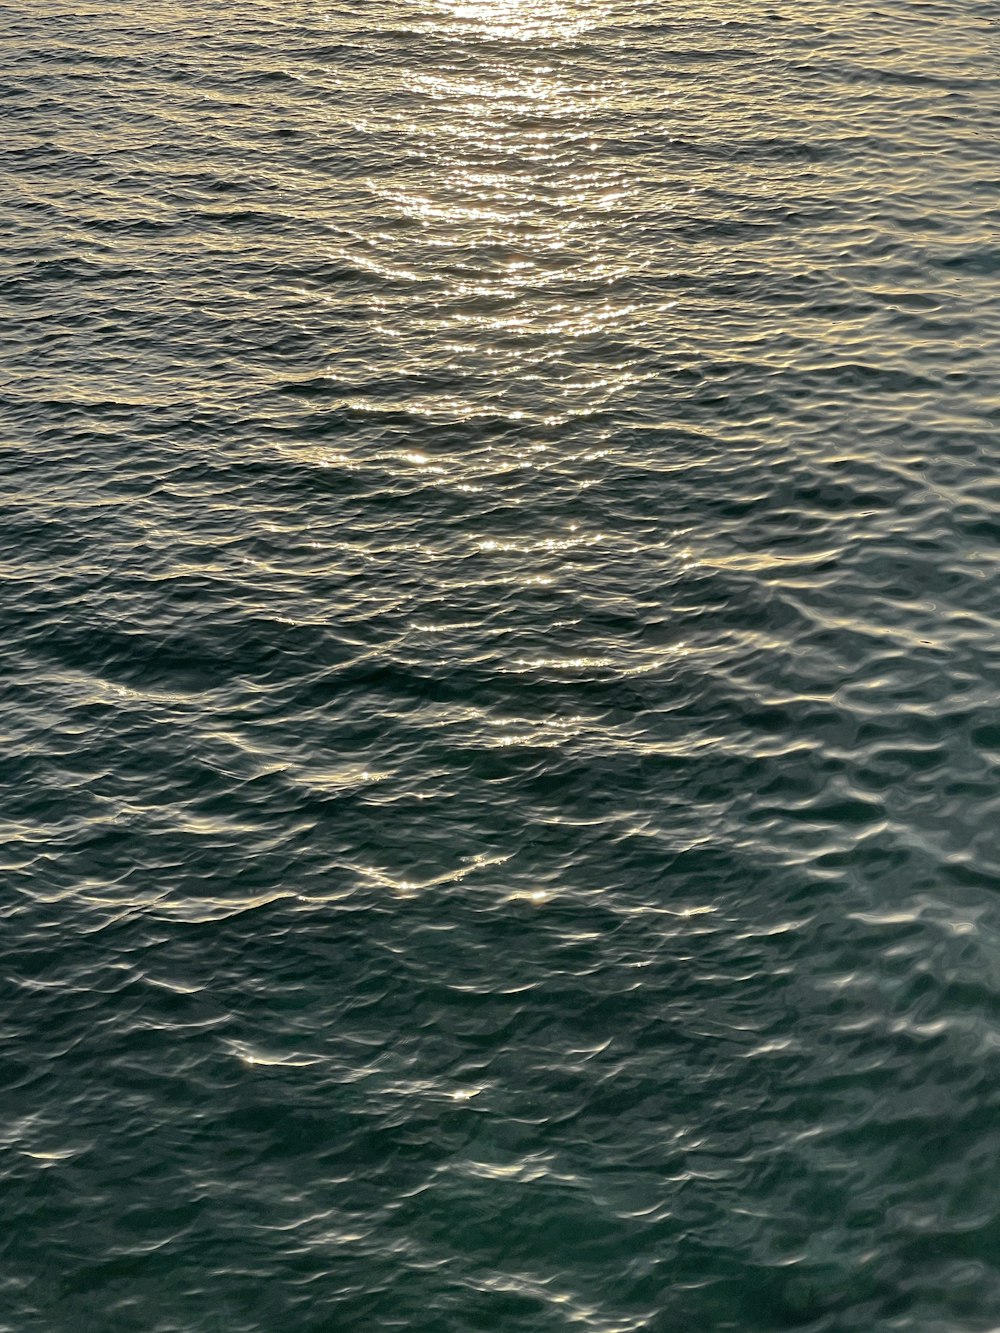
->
3, 0, 1000, 1329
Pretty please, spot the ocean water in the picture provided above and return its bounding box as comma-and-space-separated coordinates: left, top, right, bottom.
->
3, 0, 1000, 1328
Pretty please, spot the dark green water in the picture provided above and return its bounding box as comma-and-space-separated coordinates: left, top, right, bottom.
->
4, 1, 1000, 1328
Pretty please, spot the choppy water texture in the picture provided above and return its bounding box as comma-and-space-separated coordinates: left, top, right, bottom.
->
3, 0, 1000, 1328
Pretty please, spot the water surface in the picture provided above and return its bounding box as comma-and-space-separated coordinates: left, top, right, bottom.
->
3, 1, 1000, 1329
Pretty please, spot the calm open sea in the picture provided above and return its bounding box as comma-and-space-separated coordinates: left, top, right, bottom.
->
3, 1, 1000, 1328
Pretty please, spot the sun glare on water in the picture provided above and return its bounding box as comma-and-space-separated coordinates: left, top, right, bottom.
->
433, 0, 595, 41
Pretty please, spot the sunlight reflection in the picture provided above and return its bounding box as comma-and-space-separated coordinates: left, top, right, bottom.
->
432, 0, 593, 42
